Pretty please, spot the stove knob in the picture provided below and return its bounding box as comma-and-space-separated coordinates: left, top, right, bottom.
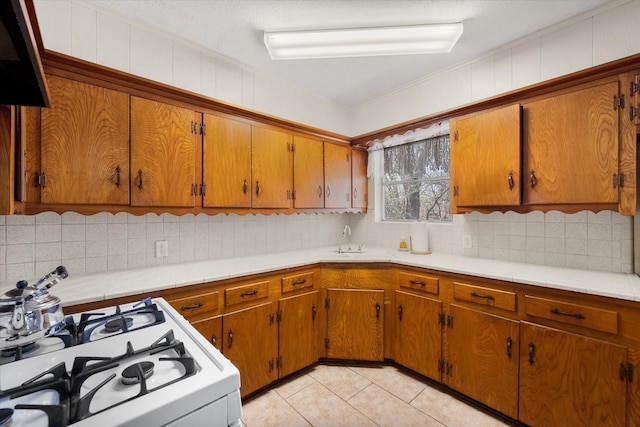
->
15, 280, 28, 290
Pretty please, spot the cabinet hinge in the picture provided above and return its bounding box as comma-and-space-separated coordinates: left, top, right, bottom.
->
324, 338, 330, 350
453, 130, 459, 142
276, 356, 282, 369
453, 186, 459, 197
325, 297, 330, 309
191, 184, 198, 196
276, 310, 282, 323
446, 315, 453, 328
269, 312, 275, 325
446, 363, 453, 377
630, 106, 638, 122
34, 171, 46, 188
292, 190, 297, 200
269, 358, 275, 372
613, 173, 625, 189
200, 123, 206, 136
614, 94, 625, 110
291, 143, 295, 152
620, 363, 634, 382
631, 81, 638, 96
438, 359, 444, 373
200, 184, 207, 196
438, 312, 445, 326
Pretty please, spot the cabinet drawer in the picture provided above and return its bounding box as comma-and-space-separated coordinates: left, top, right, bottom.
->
281, 272, 314, 293
168, 291, 219, 318
398, 272, 439, 295
225, 281, 270, 306
453, 282, 516, 312
524, 295, 618, 334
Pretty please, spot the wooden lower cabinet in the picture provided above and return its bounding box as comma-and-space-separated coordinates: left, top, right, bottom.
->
223, 302, 278, 397
519, 321, 627, 427
191, 315, 222, 350
394, 291, 442, 380
279, 291, 319, 377
325, 288, 384, 360
443, 304, 520, 419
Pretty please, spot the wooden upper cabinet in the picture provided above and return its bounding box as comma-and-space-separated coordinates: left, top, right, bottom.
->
202, 114, 251, 208
251, 126, 293, 208
324, 142, 351, 209
523, 81, 619, 205
351, 149, 368, 210
40, 76, 129, 205
450, 104, 521, 212
130, 96, 199, 207
293, 135, 324, 209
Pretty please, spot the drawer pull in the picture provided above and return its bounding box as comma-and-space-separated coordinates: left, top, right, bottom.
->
409, 279, 426, 286
506, 336, 513, 359
211, 335, 217, 348
375, 302, 381, 319
528, 342, 535, 365
291, 278, 307, 286
471, 292, 495, 301
240, 290, 258, 298
398, 304, 403, 321
312, 305, 316, 321
228, 329, 233, 349
180, 302, 204, 311
550, 308, 585, 320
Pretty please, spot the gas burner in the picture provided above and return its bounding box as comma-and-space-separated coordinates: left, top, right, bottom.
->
121, 361, 154, 385
0, 408, 13, 427
104, 317, 133, 333
1, 342, 35, 358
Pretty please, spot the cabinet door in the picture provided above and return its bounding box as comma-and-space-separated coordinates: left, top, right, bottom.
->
326, 288, 383, 361
279, 291, 319, 377
519, 321, 627, 427
223, 302, 278, 397
130, 96, 198, 207
251, 126, 292, 208
40, 76, 129, 205
202, 114, 251, 207
324, 143, 351, 209
351, 149, 368, 210
191, 315, 222, 350
444, 304, 519, 419
293, 135, 324, 208
523, 81, 619, 205
394, 291, 442, 381
450, 104, 521, 210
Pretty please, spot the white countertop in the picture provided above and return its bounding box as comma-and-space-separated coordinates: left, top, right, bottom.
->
4, 247, 640, 306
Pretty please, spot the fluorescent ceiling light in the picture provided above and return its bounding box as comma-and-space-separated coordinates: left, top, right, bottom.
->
264, 23, 463, 60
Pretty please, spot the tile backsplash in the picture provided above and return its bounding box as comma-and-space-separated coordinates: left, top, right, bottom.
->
0, 207, 633, 287
0, 212, 348, 287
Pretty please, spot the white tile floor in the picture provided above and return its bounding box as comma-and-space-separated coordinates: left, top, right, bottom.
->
241, 364, 515, 427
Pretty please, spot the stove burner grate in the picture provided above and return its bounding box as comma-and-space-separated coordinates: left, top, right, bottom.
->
121, 361, 154, 385
0, 408, 13, 427
1, 342, 36, 358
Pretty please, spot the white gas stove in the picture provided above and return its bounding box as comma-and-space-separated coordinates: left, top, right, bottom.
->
0, 298, 242, 427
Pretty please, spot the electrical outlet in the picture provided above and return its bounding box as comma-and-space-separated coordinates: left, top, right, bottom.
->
462, 234, 472, 249
156, 240, 168, 258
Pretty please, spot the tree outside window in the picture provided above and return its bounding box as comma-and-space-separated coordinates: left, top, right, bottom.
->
382, 135, 451, 222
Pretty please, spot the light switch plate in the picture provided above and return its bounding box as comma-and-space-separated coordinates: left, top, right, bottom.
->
156, 240, 168, 258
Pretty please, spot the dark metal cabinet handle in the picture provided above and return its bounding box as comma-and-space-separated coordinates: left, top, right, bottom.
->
312, 305, 316, 321
528, 342, 535, 365
256, 180, 262, 196
240, 289, 258, 298
137, 169, 143, 190
180, 301, 204, 311
326, 186, 331, 197
318, 185, 323, 198
529, 170, 537, 189
375, 302, 381, 319
243, 179, 248, 194
211, 335, 217, 348
409, 279, 426, 286
398, 304, 403, 321
291, 278, 307, 286
115, 165, 121, 187
506, 337, 513, 359
550, 308, 585, 320
354, 188, 358, 199
508, 172, 514, 191
471, 292, 495, 301
228, 329, 233, 349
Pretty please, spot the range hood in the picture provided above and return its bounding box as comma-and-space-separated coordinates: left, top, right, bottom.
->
0, 0, 49, 106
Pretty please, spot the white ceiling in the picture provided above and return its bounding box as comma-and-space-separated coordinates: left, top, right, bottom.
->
89, 0, 612, 107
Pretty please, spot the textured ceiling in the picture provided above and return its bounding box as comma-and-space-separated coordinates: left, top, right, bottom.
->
89, 0, 613, 106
